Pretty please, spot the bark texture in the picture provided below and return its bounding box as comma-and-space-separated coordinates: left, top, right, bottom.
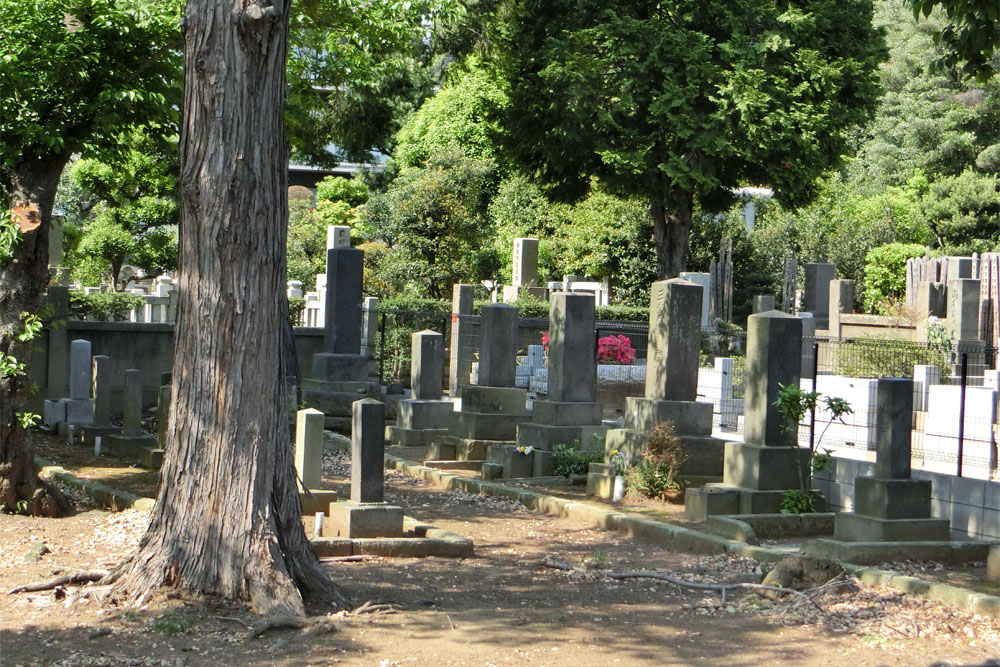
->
0, 153, 72, 516
109, 0, 346, 614
650, 191, 694, 280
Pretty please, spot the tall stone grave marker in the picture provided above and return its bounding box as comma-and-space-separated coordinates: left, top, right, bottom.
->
803, 263, 835, 328
107, 369, 161, 468
518, 293, 605, 476
448, 284, 475, 396
328, 399, 404, 537
387, 331, 453, 446
686, 310, 817, 517
435, 304, 530, 470
503, 238, 546, 302
65, 339, 94, 425
597, 280, 724, 500
80, 355, 122, 445
832, 378, 950, 542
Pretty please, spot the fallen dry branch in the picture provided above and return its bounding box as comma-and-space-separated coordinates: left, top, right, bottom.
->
351, 600, 397, 616
541, 558, 822, 607
322, 555, 378, 563
248, 613, 340, 639
8, 570, 109, 595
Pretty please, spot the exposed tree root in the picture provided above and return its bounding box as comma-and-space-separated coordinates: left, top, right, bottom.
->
8, 570, 109, 594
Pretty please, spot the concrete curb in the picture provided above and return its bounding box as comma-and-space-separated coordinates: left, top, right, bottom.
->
366, 443, 1000, 620
34, 456, 156, 512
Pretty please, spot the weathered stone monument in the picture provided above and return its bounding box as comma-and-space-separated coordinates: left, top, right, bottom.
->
502, 238, 546, 302
517, 293, 606, 477
448, 284, 476, 396
835, 378, 950, 541
594, 279, 724, 499
79, 355, 122, 445
107, 369, 161, 467
679, 271, 711, 327
826, 279, 854, 336
752, 295, 775, 313
916, 281, 946, 319
434, 304, 531, 475
45, 338, 95, 436
686, 310, 817, 517
294, 407, 339, 515
948, 277, 985, 376
803, 263, 835, 329
303, 244, 380, 430
387, 330, 453, 446
328, 399, 404, 538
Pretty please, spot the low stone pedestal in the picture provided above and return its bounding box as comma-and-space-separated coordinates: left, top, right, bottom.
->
722, 442, 811, 491
586, 463, 619, 501
300, 489, 339, 516
684, 486, 740, 520
328, 501, 404, 538
302, 378, 380, 431
312, 353, 369, 382
107, 434, 162, 469
517, 400, 606, 451
428, 386, 531, 473
486, 445, 534, 478
623, 397, 712, 435
833, 513, 951, 542
387, 397, 452, 446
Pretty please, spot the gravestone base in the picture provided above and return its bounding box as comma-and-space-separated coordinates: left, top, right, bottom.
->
723, 442, 812, 491
299, 489, 339, 516
684, 483, 826, 521
328, 501, 404, 539
396, 400, 453, 429
79, 425, 122, 446
532, 449, 555, 477
426, 441, 457, 460
386, 426, 449, 447
460, 386, 528, 414
486, 445, 534, 478
450, 411, 531, 441
516, 423, 608, 451
606, 429, 725, 478
803, 538, 991, 565
624, 397, 713, 435
107, 434, 160, 468
530, 400, 603, 426
502, 285, 546, 303
585, 464, 618, 500
435, 436, 513, 461
311, 353, 370, 382
833, 513, 951, 542
42, 400, 67, 432
854, 477, 932, 519
302, 379, 381, 431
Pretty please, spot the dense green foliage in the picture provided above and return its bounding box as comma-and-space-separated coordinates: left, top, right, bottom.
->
551, 444, 604, 478
862, 242, 928, 313
834, 336, 950, 378
495, 0, 888, 278
60, 129, 179, 289
68, 290, 145, 321
909, 0, 999, 81
286, 177, 369, 286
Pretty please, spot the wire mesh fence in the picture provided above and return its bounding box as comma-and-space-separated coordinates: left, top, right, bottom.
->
372, 308, 998, 479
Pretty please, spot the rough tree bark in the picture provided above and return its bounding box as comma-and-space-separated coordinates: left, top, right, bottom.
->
109, 0, 347, 614
650, 190, 694, 280
0, 153, 72, 517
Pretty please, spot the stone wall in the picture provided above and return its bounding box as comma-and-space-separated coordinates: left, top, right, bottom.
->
813, 457, 1000, 541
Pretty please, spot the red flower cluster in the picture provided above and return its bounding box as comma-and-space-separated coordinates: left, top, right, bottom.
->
597, 335, 635, 365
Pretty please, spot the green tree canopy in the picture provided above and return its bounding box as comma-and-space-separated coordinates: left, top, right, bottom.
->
909, 0, 999, 81
495, 0, 888, 278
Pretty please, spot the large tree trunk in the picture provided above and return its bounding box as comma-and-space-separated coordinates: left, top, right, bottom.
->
109, 0, 347, 614
650, 192, 694, 280
0, 154, 72, 517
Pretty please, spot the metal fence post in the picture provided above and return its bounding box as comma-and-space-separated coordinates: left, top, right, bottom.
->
809, 342, 819, 452
957, 351, 968, 478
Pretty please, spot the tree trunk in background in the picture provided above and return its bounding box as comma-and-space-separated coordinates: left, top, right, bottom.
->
109, 0, 347, 614
0, 154, 72, 517
650, 191, 694, 279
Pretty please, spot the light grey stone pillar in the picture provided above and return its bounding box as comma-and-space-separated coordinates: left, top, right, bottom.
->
326, 225, 351, 249
548, 293, 596, 402
947, 278, 980, 341
361, 296, 379, 358
744, 311, 802, 447
645, 279, 703, 402
411, 330, 444, 400
828, 279, 854, 335
800, 314, 816, 379
478, 304, 519, 388
91, 355, 111, 425
947, 256, 972, 281
803, 263, 835, 325
69, 339, 92, 400
679, 272, 712, 327
322, 247, 364, 354
123, 369, 143, 437
912, 364, 940, 412
511, 237, 539, 286
875, 378, 914, 480
351, 398, 385, 503
781, 258, 798, 313
449, 284, 475, 395
752, 295, 775, 313
916, 281, 946, 318
295, 408, 325, 490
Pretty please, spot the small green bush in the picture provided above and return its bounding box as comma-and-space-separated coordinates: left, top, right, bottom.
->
551, 443, 603, 478
834, 336, 949, 379
288, 296, 306, 327
625, 421, 689, 501
861, 242, 926, 314
69, 291, 146, 321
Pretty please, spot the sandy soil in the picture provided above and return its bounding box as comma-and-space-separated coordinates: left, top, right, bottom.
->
1, 432, 998, 666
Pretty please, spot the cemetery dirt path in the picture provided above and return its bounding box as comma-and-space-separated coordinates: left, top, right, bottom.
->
0, 434, 998, 666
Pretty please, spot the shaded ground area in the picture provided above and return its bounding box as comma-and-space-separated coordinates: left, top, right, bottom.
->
0, 431, 997, 665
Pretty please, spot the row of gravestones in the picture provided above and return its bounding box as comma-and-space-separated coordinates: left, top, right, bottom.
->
42, 338, 166, 468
